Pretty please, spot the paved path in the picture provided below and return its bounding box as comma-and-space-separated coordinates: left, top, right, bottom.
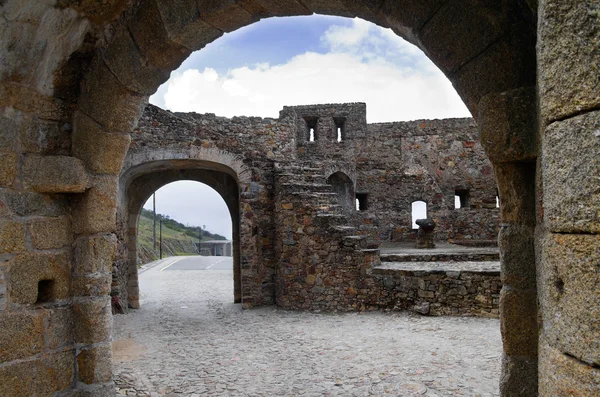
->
113, 256, 502, 396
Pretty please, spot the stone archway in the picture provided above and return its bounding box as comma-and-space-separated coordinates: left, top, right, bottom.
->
326, 171, 355, 214
5, 1, 580, 396
68, 3, 539, 395
116, 147, 255, 311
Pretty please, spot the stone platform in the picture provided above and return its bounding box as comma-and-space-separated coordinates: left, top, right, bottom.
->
370, 242, 501, 317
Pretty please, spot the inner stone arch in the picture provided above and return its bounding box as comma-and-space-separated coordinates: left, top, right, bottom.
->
326, 171, 355, 214
116, 158, 246, 311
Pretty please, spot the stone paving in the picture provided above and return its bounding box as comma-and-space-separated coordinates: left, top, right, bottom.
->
113, 263, 502, 396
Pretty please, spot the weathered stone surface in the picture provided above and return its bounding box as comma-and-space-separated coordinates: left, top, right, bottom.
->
8, 252, 70, 305
0, 220, 26, 254
300, 0, 353, 17
46, 307, 74, 350
23, 155, 89, 193
73, 234, 117, 275
499, 354, 538, 397
57, 0, 125, 23
539, 232, 600, 366
0, 350, 74, 397
77, 61, 147, 133
499, 224, 536, 290
251, 0, 311, 16
381, 0, 445, 33
72, 111, 131, 175
499, 288, 538, 357
0, 190, 67, 217
103, 27, 170, 95
479, 87, 537, 163
538, 0, 600, 123
452, 23, 536, 116
72, 274, 112, 297
128, 0, 192, 71
0, 152, 17, 187
77, 344, 113, 384
201, 3, 256, 32
72, 175, 119, 234
543, 110, 600, 233
494, 162, 536, 226
73, 297, 112, 344
0, 311, 45, 362
418, 0, 515, 73
154, 0, 223, 51
539, 338, 600, 397
30, 216, 72, 250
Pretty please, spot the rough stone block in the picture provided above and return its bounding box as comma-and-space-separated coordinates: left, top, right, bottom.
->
539, 232, 600, 366
73, 233, 117, 275
46, 307, 74, 350
70, 383, 115, 397
20, 116, 70, 155
0, 220, 26, 254
494, 162, 536, 225
499, 354, 538, 397
290, 0, 352, 17
0, 190, 67, 217
0, 108, 20, 150
251, 0, 311, 16
498, 224, 536, 289
380, 0, 444, 32
77, 344, 113, 384
154, 0, 223, 51
8, 252, 70, 305
103, 27, 170, 95
538, 0, 600, 123
57, 0, 124, 23
29, 216, 72, 250
499, 287, 538, 357
72, 111, 131, 175
452, 23, 536, 117
418, 0, 512, 73
202, 4, 256, 32
479, 87, 537, 163
0, 350, 74, 397
543, 111, 600, 233
23, 155, 89, 193
539, 338, 600, 397
72, 274, 112, 297
73, 297, 112, 344
0, 311, 45, 362
78, 61, 147, 133
128, 0, 192, 71
72, 175, 119, 235
0, 152, 17, 187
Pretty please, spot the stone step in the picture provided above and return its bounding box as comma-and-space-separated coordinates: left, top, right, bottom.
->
380, 251, 500, 263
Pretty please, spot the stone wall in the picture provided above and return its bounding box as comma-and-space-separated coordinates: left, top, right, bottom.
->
0, 0, 597, 395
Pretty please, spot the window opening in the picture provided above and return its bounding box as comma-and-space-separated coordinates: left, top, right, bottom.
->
304, 117, 318, 142
37, 279, 55, 303
356, 193, 368, 211
334, 117, 346, 142
309, 128, 315, 142
411, 200, 427, 229
496, 195, 500, 208
455, 189, 469, 209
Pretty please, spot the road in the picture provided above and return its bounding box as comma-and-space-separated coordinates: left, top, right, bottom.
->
150, 255, 233, 272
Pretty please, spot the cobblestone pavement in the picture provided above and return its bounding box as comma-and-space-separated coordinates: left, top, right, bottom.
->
113, 262, 501, 397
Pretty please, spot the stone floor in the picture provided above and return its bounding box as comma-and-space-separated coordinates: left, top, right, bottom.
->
113, 262, 502, 396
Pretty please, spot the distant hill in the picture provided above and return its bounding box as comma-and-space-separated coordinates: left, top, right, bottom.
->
137, 209, 227, 264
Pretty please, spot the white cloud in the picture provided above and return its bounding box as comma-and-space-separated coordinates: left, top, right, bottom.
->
155, 18, 470, 123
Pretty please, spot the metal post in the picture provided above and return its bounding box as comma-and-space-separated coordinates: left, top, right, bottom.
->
159, 219, 163, 259
152, 193, 156, 249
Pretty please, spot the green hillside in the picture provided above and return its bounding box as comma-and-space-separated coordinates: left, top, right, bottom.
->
136, 209, 227, 264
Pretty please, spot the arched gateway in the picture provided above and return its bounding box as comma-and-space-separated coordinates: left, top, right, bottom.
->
1, 1, 598, 396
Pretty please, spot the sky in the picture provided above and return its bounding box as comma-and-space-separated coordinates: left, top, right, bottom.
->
144, 15, 471, 239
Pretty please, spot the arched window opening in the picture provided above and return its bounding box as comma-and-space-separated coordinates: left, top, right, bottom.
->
411, 200, 427, 229
326, 172, 354, 213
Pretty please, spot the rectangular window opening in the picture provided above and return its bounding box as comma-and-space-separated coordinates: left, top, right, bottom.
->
334, 117, 346, 142
455, 189, 470, 209
36, 279, 55, 304
304, 117, 318, 142
356, 193, 368, 211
